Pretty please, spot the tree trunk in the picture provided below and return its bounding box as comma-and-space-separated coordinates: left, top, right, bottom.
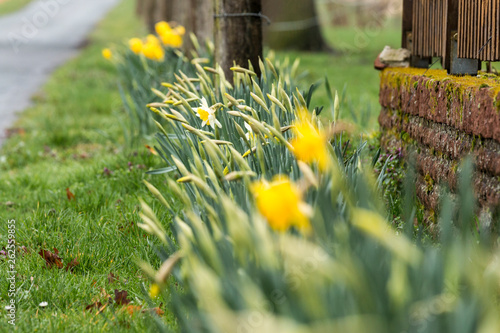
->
262, 0, 331, 51
136, 0, 143, 17
214, 0, 263, 81
191, 0, 213, 44
142, 0, 156, 33
154, 0, 173, 23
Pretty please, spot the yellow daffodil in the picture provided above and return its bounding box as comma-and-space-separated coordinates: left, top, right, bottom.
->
252, 176, 310, 232
142, 42, 165, 61
149, 283, 161, 298
160, 31, 183, 48
290, 120, 329, 170
129, 38, 143, 54
153, 45, 165, 61
147, 34, 161, 45
196, 97, 222, 129
102, 48, 112, 60
173, 25, 186, 36
155, 21, 172, 36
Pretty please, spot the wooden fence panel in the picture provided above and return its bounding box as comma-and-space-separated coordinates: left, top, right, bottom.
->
458, 0, 500, 61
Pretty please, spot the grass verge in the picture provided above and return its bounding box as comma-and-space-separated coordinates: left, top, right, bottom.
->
0, 0, 177, 331
0, 0, 32, 16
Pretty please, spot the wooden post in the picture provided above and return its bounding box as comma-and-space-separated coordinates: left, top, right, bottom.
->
143, 0, 156, 32
136, 0, 143, 17
214, 0, 263, 81
192, 0, 214, 44
154, 0, 173, 23
401, 0, 412, 50
443, 0, 459, 72
262, 0, 330, 51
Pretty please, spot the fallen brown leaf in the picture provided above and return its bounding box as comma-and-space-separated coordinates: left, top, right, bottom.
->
5, 128, 25, 138
85, 301, 103, 312
39, 249, 63, 269
66, 188, 75, 201
114, 289, 131, 306
124, 305, 142, 315
65, 258, 79, 272
142, 307, 165, 316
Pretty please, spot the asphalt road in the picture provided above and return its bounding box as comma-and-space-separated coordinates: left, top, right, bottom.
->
0, 0, 120, 145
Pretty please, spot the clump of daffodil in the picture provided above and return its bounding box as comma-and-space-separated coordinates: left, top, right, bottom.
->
146, 34, 160, 46
128, 37, 143, 54
290, 110, 330, 170
126, 21, 183, 61
252, 176, 311, 232
149, 283, 161, 298
128, 34, 164, 61
160, 32, 183, 48
155, 21, 171, 36
142, 43, 165, 61
142, 35, 165, 61
102, 48, 112, 60
155, 21, 184, 48
195, 97, 222, 129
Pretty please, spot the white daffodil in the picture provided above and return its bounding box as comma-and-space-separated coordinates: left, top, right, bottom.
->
195, 97, 222, 129
244, 122, 255, 142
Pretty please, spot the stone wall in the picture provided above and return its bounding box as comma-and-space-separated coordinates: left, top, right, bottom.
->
378, 68, 500, 222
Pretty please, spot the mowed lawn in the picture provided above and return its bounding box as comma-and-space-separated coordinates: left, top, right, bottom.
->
0, 0, 177, 331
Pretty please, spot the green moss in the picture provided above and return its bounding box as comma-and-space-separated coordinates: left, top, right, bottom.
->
471, 135, 477, 152
382, 68, 500, 117
424, 173, 434, 193
401, 131, 410, 142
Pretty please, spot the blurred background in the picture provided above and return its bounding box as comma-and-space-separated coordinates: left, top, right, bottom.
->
130, 0, 402, 130
0, 0, 402, 132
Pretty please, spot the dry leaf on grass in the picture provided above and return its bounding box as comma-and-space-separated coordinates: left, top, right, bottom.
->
66, 188, 75, 201
39, 248, 79, 271
143, 306, 165, 316
124, 305, 142, 315
114, 289, 131, 305
65, 258, 79, 272
38, 249, 63, 269
5, 128, 25, 138
85, 302, 103, 312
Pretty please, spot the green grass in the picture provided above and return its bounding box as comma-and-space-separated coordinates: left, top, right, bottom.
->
276, 18, 402, 130
0, 0, 178, 331
0, 0, 32, 16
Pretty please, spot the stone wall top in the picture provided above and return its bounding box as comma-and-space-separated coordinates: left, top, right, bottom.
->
379, 68, 500, 142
